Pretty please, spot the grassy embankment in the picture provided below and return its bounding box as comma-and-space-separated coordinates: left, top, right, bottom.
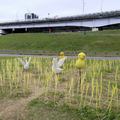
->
0, 30, 120, 56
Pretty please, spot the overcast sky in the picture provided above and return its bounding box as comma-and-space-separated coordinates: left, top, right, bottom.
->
0, 0, 120, 22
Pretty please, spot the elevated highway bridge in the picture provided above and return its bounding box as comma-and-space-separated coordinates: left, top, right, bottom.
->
0, 11, 120, 34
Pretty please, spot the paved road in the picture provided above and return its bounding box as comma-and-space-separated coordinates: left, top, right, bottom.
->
0, 54, 120, 60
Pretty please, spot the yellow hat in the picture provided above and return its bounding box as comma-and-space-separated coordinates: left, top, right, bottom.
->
78, 52, 86, 60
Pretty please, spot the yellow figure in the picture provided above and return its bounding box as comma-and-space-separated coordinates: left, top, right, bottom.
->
58, 51, 67, 68
59, 51, 65, 59
75, 52, 86, 69
75, 52, 86, 87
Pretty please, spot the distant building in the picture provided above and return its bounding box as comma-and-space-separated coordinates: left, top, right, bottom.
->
25, 13, 39, 20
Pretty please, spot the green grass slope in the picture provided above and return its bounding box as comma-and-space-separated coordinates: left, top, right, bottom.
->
0, 30, 120, 56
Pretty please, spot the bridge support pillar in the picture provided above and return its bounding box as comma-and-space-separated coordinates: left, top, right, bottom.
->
92, 28, 99, 32
25, 28, 27, 32
0, 29, 5, 35
12, 28, 15, 32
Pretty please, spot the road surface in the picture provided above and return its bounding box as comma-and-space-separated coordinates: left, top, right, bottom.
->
0, 54, 120, 60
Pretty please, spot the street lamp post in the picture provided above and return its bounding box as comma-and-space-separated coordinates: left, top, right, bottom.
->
48, 13, 51, 33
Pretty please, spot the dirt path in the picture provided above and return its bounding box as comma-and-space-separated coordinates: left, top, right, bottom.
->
0, 87, 45, 120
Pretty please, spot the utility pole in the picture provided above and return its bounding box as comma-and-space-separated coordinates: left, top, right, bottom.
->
82, 0, 86, 35
82, 0, 85, 14
101, 0, 104, 12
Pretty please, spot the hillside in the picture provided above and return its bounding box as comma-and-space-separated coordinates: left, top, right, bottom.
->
0, 30, 120, 56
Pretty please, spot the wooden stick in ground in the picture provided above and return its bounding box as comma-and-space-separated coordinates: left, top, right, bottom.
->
77, 69, 81, 94
79, 69, 82, 84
